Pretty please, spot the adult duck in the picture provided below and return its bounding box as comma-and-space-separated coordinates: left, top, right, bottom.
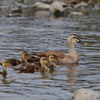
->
32, 34, 88, 64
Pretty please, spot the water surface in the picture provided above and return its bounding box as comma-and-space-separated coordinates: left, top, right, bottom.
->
0, 0, 100, 100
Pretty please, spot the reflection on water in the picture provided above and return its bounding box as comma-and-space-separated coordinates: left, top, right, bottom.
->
0, 0, 100, 100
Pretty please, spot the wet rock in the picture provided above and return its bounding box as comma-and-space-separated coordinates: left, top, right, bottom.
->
94, 4, 100, 10
32, 2, 51, 10
10, 5, 22, 13
49, 1, 67, 16
69, 11, 83, 16
74, 1, 89, 9
74, 88, 100, 100
17, 0, 24, 3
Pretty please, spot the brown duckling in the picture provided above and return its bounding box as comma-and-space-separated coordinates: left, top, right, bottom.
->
13, 57, 48, 73
4, 52, 34, 66
0, 60, 13, 75
48, 54, 60, 68
32, 34, 88, 64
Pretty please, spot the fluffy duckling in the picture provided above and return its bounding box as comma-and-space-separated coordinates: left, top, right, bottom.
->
49, 1, 67, 16
32, 34, 88, 64
4, 52, 34, 66
32, 2, 51, 10
48, 54, 60, 68
0, 60, 13, 75
13, 57, 48, 73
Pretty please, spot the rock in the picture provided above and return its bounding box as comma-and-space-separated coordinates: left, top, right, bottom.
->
69, 11, 83, 16
32, 2, 50, 10
74, 88, 100, 100
74, 1, 89, 8
49, 1, 67, 16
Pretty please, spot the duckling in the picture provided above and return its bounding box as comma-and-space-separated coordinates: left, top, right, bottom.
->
13, 57, 48, 73
32, 34, 88, 64
48, 54, 60, 68
4, 52, 34, 66
0, 60, 13, 75
21, 52, 35, 63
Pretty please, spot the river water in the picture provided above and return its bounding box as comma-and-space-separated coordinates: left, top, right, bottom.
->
0, 0, 100, 100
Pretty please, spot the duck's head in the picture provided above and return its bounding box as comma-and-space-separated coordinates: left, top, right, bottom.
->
1, 60, 13, 75
21, 52, 31, 62
67, 34, 88, 45
40, 57, 48, 65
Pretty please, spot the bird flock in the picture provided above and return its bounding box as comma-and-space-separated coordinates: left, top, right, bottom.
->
0, 34, 88, 76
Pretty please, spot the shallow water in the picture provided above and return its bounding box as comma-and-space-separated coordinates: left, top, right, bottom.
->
0, 0, 100, 100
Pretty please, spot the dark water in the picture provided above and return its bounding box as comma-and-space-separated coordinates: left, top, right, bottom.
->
0, 0, 100, 100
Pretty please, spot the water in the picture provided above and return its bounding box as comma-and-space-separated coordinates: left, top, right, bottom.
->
0, 0, 100, 100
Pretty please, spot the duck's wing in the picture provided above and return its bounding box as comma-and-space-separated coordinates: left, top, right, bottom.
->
32, 52, 46, 58
44, 50, 65, 58
33, 50, 65, 58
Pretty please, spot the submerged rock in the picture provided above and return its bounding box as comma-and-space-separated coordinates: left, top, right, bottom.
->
69, 11, 83, 16
74, 88, 100, 100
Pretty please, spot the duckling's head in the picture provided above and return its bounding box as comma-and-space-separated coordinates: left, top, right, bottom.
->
67, 34, 87, 45
49, 54, 58, 63
40, 57, 48, 65
1, 60, 13, 75
21, 52, 31, 62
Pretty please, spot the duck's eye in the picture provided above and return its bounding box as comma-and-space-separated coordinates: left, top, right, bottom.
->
73, 37, 77, 39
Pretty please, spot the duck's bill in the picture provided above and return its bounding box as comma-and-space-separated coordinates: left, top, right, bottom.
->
78, 40, 88, 45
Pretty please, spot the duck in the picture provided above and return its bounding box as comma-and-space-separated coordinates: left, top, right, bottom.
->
49, 1, 67, 16
32, 34, 88, 64
0, 60, 13, 75
32, 2, 51, 10
3, 52, 34, 66
13, 57, 48, 73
